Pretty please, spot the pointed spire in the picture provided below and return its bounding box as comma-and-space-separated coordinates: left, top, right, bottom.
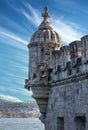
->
42, 6, 50, 20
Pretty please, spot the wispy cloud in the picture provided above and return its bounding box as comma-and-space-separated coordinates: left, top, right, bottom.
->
7, 1, 42, 28
0, 28, 28, 45
21, 3, 42, 27
0, 94, 22, 102
0, 16, 29, 34
51, 19, 83, 43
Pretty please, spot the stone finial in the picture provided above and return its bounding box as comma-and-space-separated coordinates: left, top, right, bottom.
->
42, 6, 50, 20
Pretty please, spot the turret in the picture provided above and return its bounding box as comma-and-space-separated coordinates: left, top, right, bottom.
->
25, 7, 62, 123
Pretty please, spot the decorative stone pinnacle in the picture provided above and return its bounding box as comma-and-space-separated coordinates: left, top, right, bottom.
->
42, 6, 50, 20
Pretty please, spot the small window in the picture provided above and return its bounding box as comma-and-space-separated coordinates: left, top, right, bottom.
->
48, 69, 53, 81
51, 32, 55, 41
76, 116, 86, 130
33, 73, 37, 79
41, 48, 44, 53
57, 117, 64, 130
41, 48, 44, 60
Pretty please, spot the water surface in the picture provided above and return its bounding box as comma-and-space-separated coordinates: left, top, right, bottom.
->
0, 118, 44, 130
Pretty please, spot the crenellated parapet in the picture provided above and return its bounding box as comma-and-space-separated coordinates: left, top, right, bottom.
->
81, 35, 88, 63
60, 45, 70, 70
49, 35, 88, 83
70, 40, 82, 67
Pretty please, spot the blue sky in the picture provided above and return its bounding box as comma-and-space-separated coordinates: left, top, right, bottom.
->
0, 0, 88, 102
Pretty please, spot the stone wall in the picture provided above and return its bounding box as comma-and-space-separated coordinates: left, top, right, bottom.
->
46, 35, 88, 130
46, 76, 88, 130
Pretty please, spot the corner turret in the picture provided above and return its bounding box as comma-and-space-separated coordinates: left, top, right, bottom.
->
25, 7, 62, 123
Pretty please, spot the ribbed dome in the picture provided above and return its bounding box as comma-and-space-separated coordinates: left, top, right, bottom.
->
30, 7, 62, 45
30, 29, 62, 44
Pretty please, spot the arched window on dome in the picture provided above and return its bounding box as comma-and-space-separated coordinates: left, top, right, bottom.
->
45, 30, 49, 41
51, 32, 55, 41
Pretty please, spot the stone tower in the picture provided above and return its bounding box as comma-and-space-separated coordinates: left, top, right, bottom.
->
25, 7, 62, 123
25, 7, 88, 130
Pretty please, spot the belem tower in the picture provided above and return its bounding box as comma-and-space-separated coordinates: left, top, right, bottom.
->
25, 7, 88, 130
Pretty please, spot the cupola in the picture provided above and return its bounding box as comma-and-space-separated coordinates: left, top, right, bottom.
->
30, 7, 62, 47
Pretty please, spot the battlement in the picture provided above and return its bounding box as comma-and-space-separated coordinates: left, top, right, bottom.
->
49, 34, 88, 82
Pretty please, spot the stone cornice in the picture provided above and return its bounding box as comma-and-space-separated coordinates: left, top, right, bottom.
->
28, 42, 60, 48
50, 72, 88, 87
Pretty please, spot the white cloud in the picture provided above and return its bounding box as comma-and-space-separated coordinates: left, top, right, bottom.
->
0, 28, 28, 45
0, 16, 29, 34
21, 3, 42, 27
0, 94, 22, 102
51, 19, 83, 44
